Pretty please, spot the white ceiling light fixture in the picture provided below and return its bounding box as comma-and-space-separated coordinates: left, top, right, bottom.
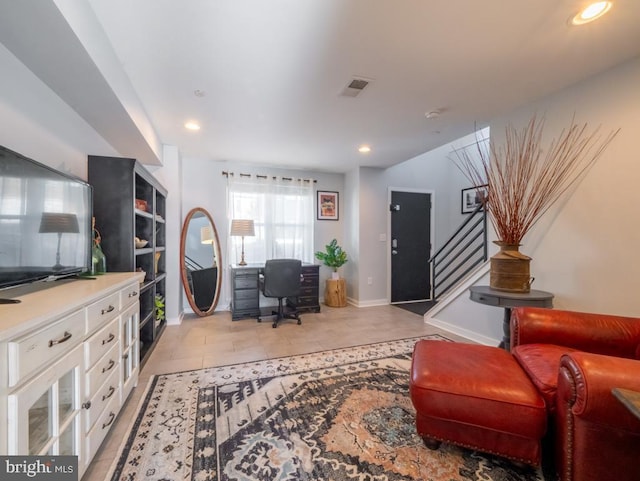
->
570, 2, 612, 25
358, 145, 371, 153
184, 121, 201, 131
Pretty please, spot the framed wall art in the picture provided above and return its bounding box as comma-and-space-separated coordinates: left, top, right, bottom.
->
461, 185, 488, 214
317, 191, 339, 220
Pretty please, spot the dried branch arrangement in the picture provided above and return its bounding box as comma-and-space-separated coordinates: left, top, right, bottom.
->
453, 115, 619, 245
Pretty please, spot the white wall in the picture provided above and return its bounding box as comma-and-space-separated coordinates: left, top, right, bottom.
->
432, 56, 640, 344
179, 157, 345, 309
349, 130, 486, 306
0, 43, 116, 179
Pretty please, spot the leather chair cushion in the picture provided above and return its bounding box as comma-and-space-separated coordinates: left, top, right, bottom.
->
512, 343, 578, 413
410, 340, 546, 440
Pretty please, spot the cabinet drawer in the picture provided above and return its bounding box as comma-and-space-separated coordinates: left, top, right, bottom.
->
120, 283, 140, 310
234, 298, 259, 310
299, 286, 318, 296
86, 394, 119, 463
85, 317, 119, 371
8, 309, 85, 387
86, 343, 119, 399
235, 288, 258, 300
85, 367, 119, 433
86, 291, 120, 334
234, 277, 258, 289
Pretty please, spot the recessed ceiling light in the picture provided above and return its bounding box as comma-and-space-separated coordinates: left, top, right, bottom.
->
358, 145, 371, 153
184, 121, 201, 131
571, 1, 612, 25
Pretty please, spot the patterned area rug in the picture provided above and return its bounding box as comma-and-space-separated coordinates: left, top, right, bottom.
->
108, 336, 545, 481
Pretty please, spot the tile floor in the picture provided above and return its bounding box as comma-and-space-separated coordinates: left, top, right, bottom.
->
82, 303, 469, 481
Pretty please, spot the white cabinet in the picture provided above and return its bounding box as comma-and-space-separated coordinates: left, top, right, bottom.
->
7, 343, 84, 458
0, 272, 143, 479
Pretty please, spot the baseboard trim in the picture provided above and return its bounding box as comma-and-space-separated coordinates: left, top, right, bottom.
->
426, 316, 499, 346
348, 298, 388, 308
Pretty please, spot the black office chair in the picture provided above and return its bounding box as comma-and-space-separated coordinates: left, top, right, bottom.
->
258, 259, 302, 328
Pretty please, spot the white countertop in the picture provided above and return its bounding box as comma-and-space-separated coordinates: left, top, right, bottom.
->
0, 272, 144, 341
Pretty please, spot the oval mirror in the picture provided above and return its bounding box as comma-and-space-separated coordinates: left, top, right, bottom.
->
180, 207, 222, 316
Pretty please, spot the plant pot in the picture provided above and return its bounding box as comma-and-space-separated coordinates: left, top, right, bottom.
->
489, 242, 533, 293
331, 271, 340, 280
325, 278, 347, 307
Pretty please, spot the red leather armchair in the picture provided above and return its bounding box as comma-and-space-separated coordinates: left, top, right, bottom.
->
510, 307, 640, 481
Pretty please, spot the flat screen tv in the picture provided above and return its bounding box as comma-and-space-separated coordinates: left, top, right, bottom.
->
0, 145, 93, 291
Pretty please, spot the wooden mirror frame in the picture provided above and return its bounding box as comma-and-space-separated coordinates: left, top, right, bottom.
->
180, 207, 222, 316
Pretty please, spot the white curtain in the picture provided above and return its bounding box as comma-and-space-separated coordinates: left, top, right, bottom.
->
227, 175, 314, 265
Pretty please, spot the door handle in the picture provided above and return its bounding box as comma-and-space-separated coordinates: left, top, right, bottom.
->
392, 250, 398, 255
392, 239, 398, 248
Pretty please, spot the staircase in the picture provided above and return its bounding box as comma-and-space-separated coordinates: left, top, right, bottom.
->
429, 203, 488, 301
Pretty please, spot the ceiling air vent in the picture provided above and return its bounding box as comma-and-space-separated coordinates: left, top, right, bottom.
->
341, 77, 372, 97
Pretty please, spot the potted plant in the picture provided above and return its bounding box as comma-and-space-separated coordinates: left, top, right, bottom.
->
453, 114, 618, 292
315, 239, 348, 279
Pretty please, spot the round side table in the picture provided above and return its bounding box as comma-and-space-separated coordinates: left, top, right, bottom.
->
469, 285, 554, 350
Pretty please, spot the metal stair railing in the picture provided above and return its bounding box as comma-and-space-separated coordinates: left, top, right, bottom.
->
429, 203, 487, 300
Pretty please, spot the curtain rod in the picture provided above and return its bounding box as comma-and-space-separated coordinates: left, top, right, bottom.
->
222, 171, 317, 183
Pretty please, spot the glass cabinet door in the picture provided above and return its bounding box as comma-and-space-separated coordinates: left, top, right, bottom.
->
9, 344, 83, 460
121, 303, 139, 401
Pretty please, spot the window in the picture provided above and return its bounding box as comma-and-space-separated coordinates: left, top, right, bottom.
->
227, 176, 314, 264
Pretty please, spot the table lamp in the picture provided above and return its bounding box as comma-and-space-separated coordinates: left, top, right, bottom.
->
230, 219, 254, 266
39, 212, 79, 270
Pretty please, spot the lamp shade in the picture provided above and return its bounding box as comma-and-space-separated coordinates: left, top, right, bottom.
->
39, 212, 79, 234
201, 226, 214, 244
230, 219, 255, 237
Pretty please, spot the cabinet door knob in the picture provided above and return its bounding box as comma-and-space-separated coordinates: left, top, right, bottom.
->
48, 331, 72, 348
82, 401, 92, 410
129, 291, 138, 298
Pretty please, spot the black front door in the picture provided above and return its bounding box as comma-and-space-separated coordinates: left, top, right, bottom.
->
390, 190, 432, 303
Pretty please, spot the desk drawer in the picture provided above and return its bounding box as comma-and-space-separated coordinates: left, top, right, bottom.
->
235, 288, 258, 300
234, 277, 258, 289
234, 298, 259, 311
299, 286, 318, 296
8, 309, 85, 387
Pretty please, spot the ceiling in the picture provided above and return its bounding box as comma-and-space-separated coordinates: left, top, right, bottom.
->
3, 1, 640, 173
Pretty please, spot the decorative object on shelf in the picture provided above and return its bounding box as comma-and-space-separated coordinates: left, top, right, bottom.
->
39, 212, 79, 270
317, 191, 339, 220
230, 219, 255, 266
134, 237, 148, 249
91, 217, 107, 275
135, 198, 148, 212
154, 252, 162, 274
154, 294, 165, 323
452, 114, 619, 292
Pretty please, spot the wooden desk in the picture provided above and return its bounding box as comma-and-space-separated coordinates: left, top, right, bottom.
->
230, 263, 320, 320
612, 388, 640, 420
469, 285, 554, 350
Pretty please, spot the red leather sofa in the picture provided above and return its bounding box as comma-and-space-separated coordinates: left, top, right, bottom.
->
511, 307, 640, 481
